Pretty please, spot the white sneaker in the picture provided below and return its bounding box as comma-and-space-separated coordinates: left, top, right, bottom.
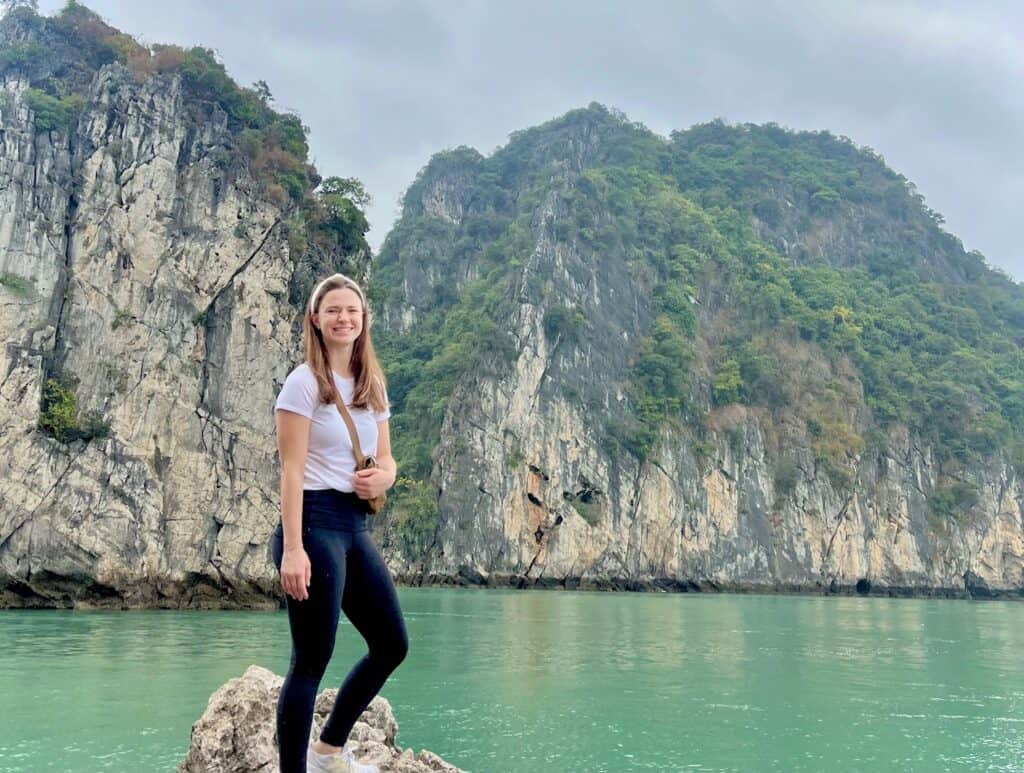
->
307, 743, 379, 773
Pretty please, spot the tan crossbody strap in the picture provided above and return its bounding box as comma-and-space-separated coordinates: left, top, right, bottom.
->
332, 391, 366, 466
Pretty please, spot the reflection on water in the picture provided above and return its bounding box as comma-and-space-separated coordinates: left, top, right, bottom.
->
1, 592, 1024, 772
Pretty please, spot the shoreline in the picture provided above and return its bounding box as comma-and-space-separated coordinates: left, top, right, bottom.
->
2, 571, 1021, 609
397, 572, 1024, 601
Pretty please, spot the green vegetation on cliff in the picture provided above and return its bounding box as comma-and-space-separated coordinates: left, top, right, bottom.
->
0, 2, 374, 442
38, 377, 109, 442
376, 104, 1023, 540
0, 2, 370, 308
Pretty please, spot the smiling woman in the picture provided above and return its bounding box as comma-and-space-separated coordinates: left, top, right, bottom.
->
270, 273, 408, 773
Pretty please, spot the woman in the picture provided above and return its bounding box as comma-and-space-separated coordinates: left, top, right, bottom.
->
271, 273, 408, 773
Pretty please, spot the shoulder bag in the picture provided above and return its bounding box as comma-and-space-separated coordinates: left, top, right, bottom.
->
332, 392, 387, 514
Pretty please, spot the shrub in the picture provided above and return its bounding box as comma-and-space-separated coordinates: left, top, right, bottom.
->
690, 438, 716, 466
38, 379, 77, 441
542, 304, 582, 343
0, 41, 46, 72
0, 272, 34, 298
111, 308, 132, 329
570, 497, 601, 526
805, 414, 864, 490
38, 378, 109, 443
24, 88, 85, 132
928, 481, 979, 521
774, 460, 799, 497
151, 44, 186, 72
385, 478, 440, 557
810, 420, 864, 461
810, 187, 841, 212
264, 183, 288, 207
712, 358, 742, 406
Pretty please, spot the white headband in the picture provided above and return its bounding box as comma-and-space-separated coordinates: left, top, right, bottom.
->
308, 273, 366, 314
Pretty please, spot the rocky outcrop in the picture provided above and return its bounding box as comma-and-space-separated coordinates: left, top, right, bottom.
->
179, 665, 463, 773
0, 22, 312, 606
408, 369, 1024, 597
378, 111, 1024, 599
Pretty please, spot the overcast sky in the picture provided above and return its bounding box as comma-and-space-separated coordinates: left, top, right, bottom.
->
38, 0, 1024, 280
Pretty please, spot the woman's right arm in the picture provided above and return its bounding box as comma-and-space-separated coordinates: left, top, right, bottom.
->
276, 409, 312, 601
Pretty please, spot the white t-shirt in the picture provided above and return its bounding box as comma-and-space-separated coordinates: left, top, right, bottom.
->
275, 363, 391, 492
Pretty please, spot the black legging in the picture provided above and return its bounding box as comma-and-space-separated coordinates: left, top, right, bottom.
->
271, 489, 408, 773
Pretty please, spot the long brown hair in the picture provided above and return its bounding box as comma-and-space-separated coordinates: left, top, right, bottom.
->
303, 273, 388, 412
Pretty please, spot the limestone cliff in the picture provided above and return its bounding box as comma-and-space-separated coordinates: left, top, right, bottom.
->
2, 9, 1022, 607
374, 107, 1024, 598
0, 8, 365, 607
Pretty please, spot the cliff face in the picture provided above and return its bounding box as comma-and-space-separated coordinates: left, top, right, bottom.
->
426, 361, 1023, 595
2, 12, 1021, 606
0, 18, 324, 605
376, 108, 1024, 598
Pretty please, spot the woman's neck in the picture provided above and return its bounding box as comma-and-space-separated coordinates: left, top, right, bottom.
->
325, 344, 353, 378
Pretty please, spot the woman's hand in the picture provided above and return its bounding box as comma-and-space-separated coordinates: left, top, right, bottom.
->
280, 545, 311, 601
353, 466, 395, 501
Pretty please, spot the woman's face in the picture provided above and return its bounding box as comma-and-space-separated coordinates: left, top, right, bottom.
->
314, 286, 363, 347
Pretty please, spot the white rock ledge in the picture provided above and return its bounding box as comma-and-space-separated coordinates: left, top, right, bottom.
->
179, 665, 465, 773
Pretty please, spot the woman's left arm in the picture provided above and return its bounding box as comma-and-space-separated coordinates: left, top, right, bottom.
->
374, 419, 397, 484
353, 419, 397, 500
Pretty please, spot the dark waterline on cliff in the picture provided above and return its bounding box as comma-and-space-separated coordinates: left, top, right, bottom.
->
5, 572, 1021, 610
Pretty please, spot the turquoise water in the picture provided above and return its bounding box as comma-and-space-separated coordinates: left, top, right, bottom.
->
1, 590, 1023, 772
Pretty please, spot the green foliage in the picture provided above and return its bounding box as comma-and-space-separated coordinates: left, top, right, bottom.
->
700, 201, 1022, 469
9, 5, 327, 207
503, 103, 666, 183
178, 47, 263, 127
549, 164, 715, 459
542, 304, 582, 343
38, 378, 108, 443
928, 480, 980, 521
669, 120, 899, 216
316, 190, 369, 252
810, 187, 841, 212
321, 176, 371, 208
505, 445, 524, 468
623, 310, 695, 458
808, 415, 864, 490
373, 155, 553, 479
38, 379, 77, 440
1007, 438, 1024, 478
774, 461, 800, 498
0, 40, 44, 71
385, 477, 440, 557
0, 271, 34, 298
380, 274, 516, 478
570, 497, 601, 526
24, 87, 84, 131
284, 178, 372, 307
690, 438, 715, 467
381, 105, 1024, 496
712, 358, 742, 406
110, 308, 131, 329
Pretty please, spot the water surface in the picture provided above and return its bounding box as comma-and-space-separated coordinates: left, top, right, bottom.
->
1, 590, 1023, 772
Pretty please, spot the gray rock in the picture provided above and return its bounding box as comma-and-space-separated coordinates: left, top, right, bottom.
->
376, 119, 1024, 599
0, 26, 332, 607
2, 15, 1022, 605
179, 665, 464, 773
